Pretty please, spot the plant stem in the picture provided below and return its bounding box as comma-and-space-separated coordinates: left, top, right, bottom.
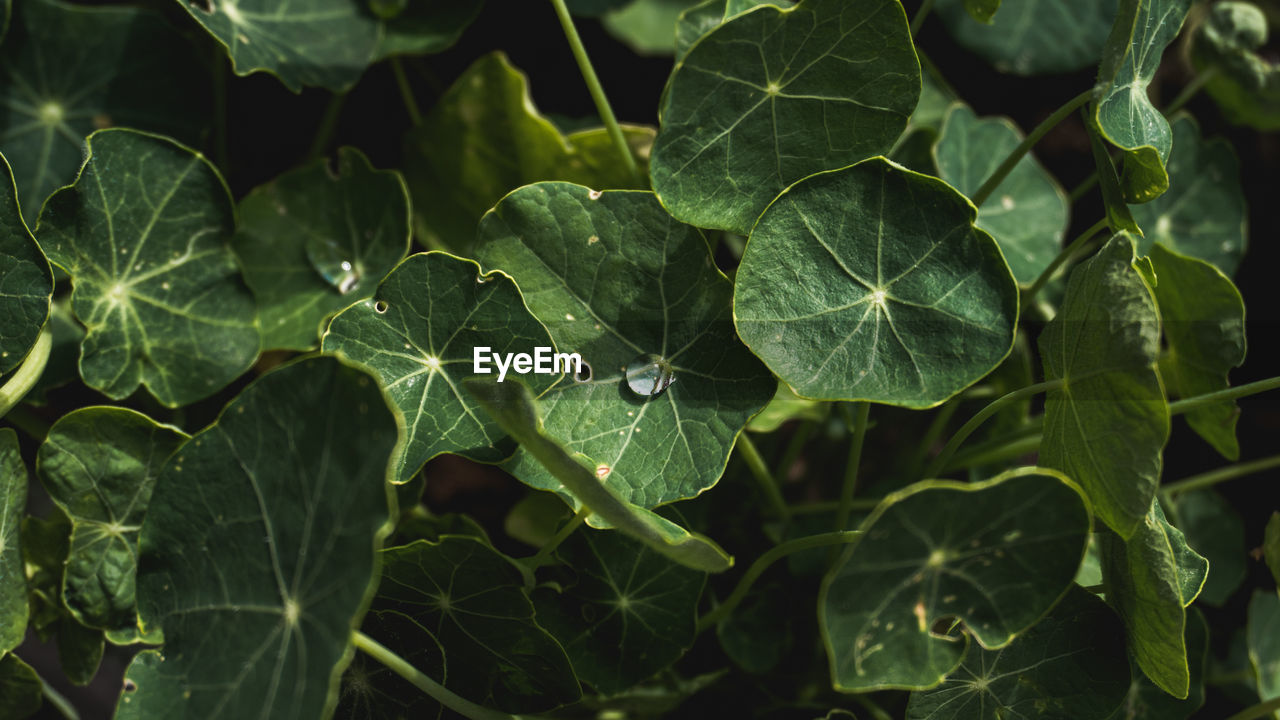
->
775, 417, 819, 484
548, 0, 640, 184
1161, 454, 1280, 499
1023, 218, 1110, 301
39, 675, 79, 720
0, 325, 51, 419
834, 403, 870, 536
1162, 67, 1218, 117
790, 498, 884, 514
1225, 697, 1280, 720
923, 379, 1064, 479
909, 395, 963, 478
212, 48, 229, 173
1170, 376, 1280, 416
910, 0, 935, 36
523, 510, 588, 569
696, 531, 864, 632
390, 57, 423, 126
972, 89, 1093, 207
353, 631, 520, 720
855, 695, 894, 720
945, 432, 1041, 472
307, 91, 348, 161
737, 434, 790, 520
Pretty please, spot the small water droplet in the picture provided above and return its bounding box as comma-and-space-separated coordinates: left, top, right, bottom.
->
306, 237, 359, 294
625, 354, 675, 397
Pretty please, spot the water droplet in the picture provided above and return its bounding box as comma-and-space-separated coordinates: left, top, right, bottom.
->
306, 237, 359, 294
565, 313, 575, 321
625, 354, 675, 397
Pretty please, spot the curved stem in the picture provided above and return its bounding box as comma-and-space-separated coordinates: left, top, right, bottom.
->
834, 403, 870, 537
923, 379, 1064, 479
1225, 697, 1280, 720
1023, 218, 1109, 302
696, 531, 864, 633
523, 510, 588, 569
353, 631, 521, 720
0, 325, 51, 419
775, 417, 819, 484
1161, 453, 1280, 499
909, 395, 963, 478
945, 432, 1041, 473
910, 0, 936, 36
390, 57, 423, 126
40, 675, 80, 720
307, 91, 348, 161
1162, 67, 1218, 117
1169, 376, 1280, 416
548, 0, 640, 184
972, 89, 1093, 207
737, 434, 790, 520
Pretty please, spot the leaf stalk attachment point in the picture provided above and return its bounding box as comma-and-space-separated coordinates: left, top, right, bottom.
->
352, 631, 521, 720
971, 89, 1093, 207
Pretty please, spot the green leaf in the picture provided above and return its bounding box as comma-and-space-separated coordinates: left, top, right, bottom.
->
1248, 590, 1280, 707
820, 468, 1091, 692
234, 147, 410, 352
476, 183, 772, 512
0, 0, 211, 225
934, 104, 1070, 284
0, 153, 51, 376
20, 507, 69, 639
1147, 244, 1246, 460
1191, 2, 1280, 131
1266, 512, 1280, 589
322, 251, 557, 482
57, 614, 104, 685
465, 377, 734, 572
178, 0, 379, 93
1129, 116, 1248, 277
603, 0, 704, 54
674, 0, 791, 62
1168, 490, 1246, 606
37, 129, 259, 407
120, 356, 398, 719
532, 524, 707, 694
1, 429, 28, 655
35, 407, 187, 632
715, 580, 791, 674
936, 0, 1119, 76
0, 653, 42, 719
650, 0, 920, 234
734, 158, 1018, 408
1087, 119, 1143, 235
963, 0, 1001, 23
1038, 234, 1167, 538
568, 0, 632, 16
747, 381, 827, 433
1107, 607, 1208, 720
1100, 500, 1207, 699
373, 1, 484, 60
1093, 0, 1194, 204
25, 301, 85, 405
906, 586, 1130, 720
403, 52, 653, 256
354, 536, 580, 713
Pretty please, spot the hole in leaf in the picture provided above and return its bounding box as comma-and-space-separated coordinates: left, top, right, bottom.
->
373, 300, 388, 314
574, 360, 592, 383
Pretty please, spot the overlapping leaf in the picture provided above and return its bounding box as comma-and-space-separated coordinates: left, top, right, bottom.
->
35, 407, 187, 632
322, 252, 557, 482
37, 129, 259, 407
936, 0, 1118, 76
234, 147, 410, 351
1169, 489, 1246, 606
734, 158, 1018, 408
1106, 609, 1208, 720
0, 429, 27, 655
1038, 234, 1167, 538
1093, 0, 1194, 203
934, 104, 1069, 284
746, 381, 827, 433
372, 1, 484, 60
476, 183, 773, 512
0, 0, 209, 224
675, 0, 790, 61
651, 0, 920, 233
0, 653, 41, 718
906, 586, 1129, 720
0, 152, 50, 376
1191, 2, 1280, 131
1248, 591, 1280, 711
820, 468, 1091, 691
120, 357, 398, 719
602, 0, 703, 54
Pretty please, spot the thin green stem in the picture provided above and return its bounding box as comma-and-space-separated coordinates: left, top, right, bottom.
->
40, 675, 79, 720
0, 325, 51, 419
1068, 173, 1099, 203
390, 57, 423, 126
1171, 376, 1280, 416
855, 695, 894, 720
1024, 218, 1109, 302
212, 48, 229, 173
775, 417, 819, 485
737, 434, 790, 520
1225, 697, 1280, 720
523, 511, 588, 569
945, 433, 1042, 473
353, 631, 521, 720
910, 0, 936, 36
1161, 454, 1280, 499
923, 380, 1064, 479
548, 0, 640, 183
972, 89, 1093, 207
695, 531, 864, 633
307, 91, 348, 161
1162, 67, 1218, 117
909, 395, 963, 478
834, 403, 870, 536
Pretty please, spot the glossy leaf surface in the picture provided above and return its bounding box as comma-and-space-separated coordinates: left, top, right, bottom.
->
0, 153, 50, 375
936, 0, 1118, 76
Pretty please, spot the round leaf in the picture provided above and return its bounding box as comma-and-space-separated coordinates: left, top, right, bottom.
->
936, 0, 1118, 76
734, 158, 1018, 408
0, 152, 50, 376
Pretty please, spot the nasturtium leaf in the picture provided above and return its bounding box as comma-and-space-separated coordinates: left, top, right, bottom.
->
37, 129, 259, 408
1093, 0, 1193, 204
568, 0, 632, 16
890, 73, 956, 175
35, 407, 187, 632
1191, 2, 1280, 131
372, 0, 484, 60
0, 0, 210, 225
234, 147, 410, 352
747, 381, 827, 433
934, 104, 1069, 284
1087, 120, 1143, 235
0, 653, 41, 718
0, 429, 28, 655
1169, 490, 1246, 606
936, 0, 1118, 75
403, 52, 652, 256
57, 614, 103, 685
1130, 117, 1248, 276
1038, 234, 1166, 538
476, 183, 772, 512
1107, 608, 1208, 720
1100, 500, 1207, 699
603, 0, 704, 54
905, 586, 1129, 720
734, 158, 1018, 408
20, 507, 69, 639
532, 524, 707, 694
1266, 512, 1280, 588
963, 0, 1001, 23
820, 468, 1091, 692
120, 356, 398, 720
650, 0, 920, 234
322, 252, 556, 482
356, 536, 580, 713
177, 0, 379, 92
716, 580, 791, 674
1247, 591, 1280, 708
1147, 245, 1246, 460
0, 153, 50, 376
674, 0, 790, 61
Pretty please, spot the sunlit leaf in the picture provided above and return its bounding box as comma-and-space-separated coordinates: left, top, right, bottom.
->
0, 429, 28, 655
0, 152, 50, 376
1168, 489, 1246, 606
603, 0, 703, 54
936, 0, 1118, 75
747, 381, 827, 433
1087, 120, 1143, 235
